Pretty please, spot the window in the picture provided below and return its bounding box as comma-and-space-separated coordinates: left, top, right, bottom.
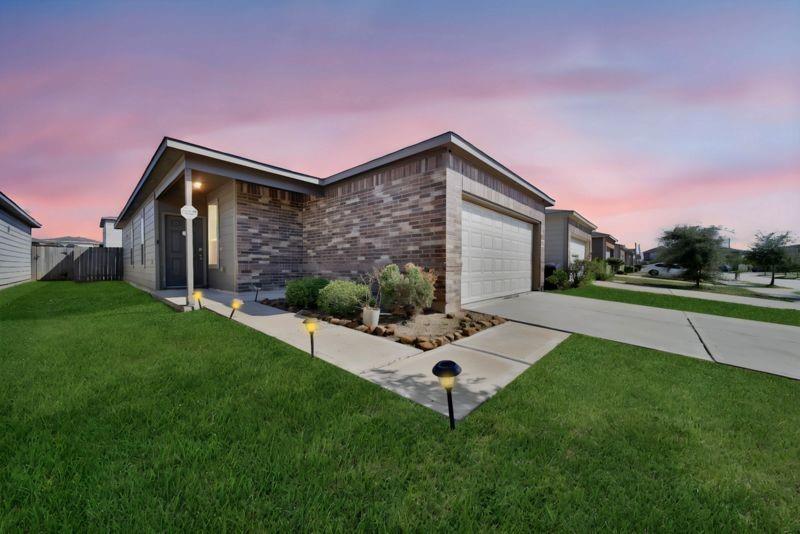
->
140, 216, 145, 265
208, 199, 219, 267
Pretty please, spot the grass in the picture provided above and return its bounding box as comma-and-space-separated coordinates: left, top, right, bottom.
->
2, 282, 799, 531
563, 284, 800, 327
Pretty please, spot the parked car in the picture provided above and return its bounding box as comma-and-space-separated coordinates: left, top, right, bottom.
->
642, 263, 687, 278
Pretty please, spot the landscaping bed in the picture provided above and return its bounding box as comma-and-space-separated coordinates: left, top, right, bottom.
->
261, 295, 505, 350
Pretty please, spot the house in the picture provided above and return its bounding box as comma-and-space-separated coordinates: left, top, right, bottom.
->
114, 132, 555, 312
0, 191, 41, 288
623, 246, 636, 267
99, 216, 123, 247
642, 246, 663, 262
544, 209, 597, 269
33, 236, 101, 247
591, 232, 618, 260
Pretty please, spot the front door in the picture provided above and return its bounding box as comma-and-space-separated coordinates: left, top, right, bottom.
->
164, 215, 206, 288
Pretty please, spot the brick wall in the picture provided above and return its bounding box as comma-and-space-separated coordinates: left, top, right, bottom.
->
303, 150, 449, 308
236, 182, 305, 290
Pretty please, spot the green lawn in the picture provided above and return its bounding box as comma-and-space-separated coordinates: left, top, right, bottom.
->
613, 274, 794, 301
2, 282, 799, 531
562, 284, 800, 327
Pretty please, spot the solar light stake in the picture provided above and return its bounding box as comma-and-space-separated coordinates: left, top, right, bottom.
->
251, 284, 260, 302
229, 298, 243, 319
432, 360, 462, 430
193, 290, 203, 309
303, 318, 317, 357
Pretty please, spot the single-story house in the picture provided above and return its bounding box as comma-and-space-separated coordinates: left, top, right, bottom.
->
642, 246, 663, 262
544, 209, 597, 269
0, 191, 41, 288
591, 232, 618, 260
99, 216, 123, 247
114, 132, 555, 312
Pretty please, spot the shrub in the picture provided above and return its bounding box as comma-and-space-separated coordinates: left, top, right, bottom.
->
317, 280, 370, 317
623, 265, 635, 274
284, 277, 329, 309
378, 263, 437, 314
586, 259, 610, 281
545, 269, 570, 290
607, 258, 624, 274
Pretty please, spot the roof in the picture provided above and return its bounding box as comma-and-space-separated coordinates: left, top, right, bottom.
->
592, 231, 618, 243
323, 131, 555, 205
117, 131, 555, 224
116, 137, 321, 225
0, 191, 41, 228
545, 208, 597, 230
99, 216, 117, 226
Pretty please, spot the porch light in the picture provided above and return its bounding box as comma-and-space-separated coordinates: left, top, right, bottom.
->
192, 181, 203, 190
303, 318, 317, 357
193, 290, 203, 309
432, 360, 462, 430
229, 298, 243, 319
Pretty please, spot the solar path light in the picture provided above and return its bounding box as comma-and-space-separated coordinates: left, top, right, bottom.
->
432, 360, 462, 430
229, 298, 243, 319
193, 290, 203, 309
303, 318, 318, 357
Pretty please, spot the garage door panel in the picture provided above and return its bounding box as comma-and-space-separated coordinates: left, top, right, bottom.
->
461, 201, 533, 305
569, 238, 588, 263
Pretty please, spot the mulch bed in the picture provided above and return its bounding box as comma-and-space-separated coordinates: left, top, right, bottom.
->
260, 298, 505, 351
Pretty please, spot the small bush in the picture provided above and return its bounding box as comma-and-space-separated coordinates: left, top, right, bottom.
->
317, 280, 370, 317
586, 259, 611, 281
623, 265, 635, 274
545, 269, 570, 290
378, 263, 436, 314
285, 277, 330, 309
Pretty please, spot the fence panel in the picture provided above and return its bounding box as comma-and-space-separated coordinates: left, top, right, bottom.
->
32, 246, 122, 282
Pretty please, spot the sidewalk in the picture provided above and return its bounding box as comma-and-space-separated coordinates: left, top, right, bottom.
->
595, 281, 800, 310
154, 288, 570, 419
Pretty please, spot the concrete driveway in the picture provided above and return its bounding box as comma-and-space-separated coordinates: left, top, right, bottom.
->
466, 292, 800, 380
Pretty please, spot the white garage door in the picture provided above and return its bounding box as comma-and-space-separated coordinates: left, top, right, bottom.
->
461, 201, 532, 304
568, 238, 587, 263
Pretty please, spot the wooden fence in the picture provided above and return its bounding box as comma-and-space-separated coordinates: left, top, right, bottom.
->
32, 246, 123, 282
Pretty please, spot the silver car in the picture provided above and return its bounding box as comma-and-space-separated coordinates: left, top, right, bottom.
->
643, 263, 687, 278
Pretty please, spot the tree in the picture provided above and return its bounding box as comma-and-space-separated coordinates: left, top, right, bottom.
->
745, 231, 793, 286
658, 225, 724, 287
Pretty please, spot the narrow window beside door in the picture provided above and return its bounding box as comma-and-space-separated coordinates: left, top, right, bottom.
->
208, 199, 219, 268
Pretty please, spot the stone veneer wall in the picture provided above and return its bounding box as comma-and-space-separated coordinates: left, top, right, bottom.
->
303, 150, 449, 308
236, 182, 305, 290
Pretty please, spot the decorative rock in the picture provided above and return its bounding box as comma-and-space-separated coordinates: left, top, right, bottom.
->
453, 332, 463, 340
446, 313, 455, 319
398, 335, 415, 345
417, 341, 435, 351
372, 326, 385, 336
346, 321, 359, 329
463, 327, 478, 337
445, 333, 455, 342
356, 325, 369, 332
479, 320, 493, 328
491, 319, 502, 326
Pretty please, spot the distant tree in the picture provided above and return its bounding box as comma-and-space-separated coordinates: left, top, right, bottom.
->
607, 257, 624, 274
658, 225, 724, 287
745, 231, 793, 286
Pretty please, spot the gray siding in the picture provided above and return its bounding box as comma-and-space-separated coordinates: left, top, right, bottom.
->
545, 212, 568, 268
0, 208, 32, 287
207, 180, 236, 291
121, 198, 157, 290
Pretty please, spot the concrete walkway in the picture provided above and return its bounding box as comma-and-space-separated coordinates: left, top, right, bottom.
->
595, 280, 800, 310
466, 292, 800, 381
154, 288, 570, 419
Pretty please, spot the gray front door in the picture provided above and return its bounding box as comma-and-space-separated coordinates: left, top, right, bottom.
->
165, 215, 205, 288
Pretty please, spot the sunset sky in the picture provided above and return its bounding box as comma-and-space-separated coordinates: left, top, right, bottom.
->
1, 0, 798, 249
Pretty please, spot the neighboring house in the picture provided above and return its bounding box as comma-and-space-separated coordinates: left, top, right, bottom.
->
783, 244, 800, 264
0, 191, 41, 288
33, 236, 101, 247
544, 209, 597, 269
114, 132, 555, 312
99, 216, 123, 247
642, 246, 663, 262
623, 247, 636, 267
591, 232, 618, 260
